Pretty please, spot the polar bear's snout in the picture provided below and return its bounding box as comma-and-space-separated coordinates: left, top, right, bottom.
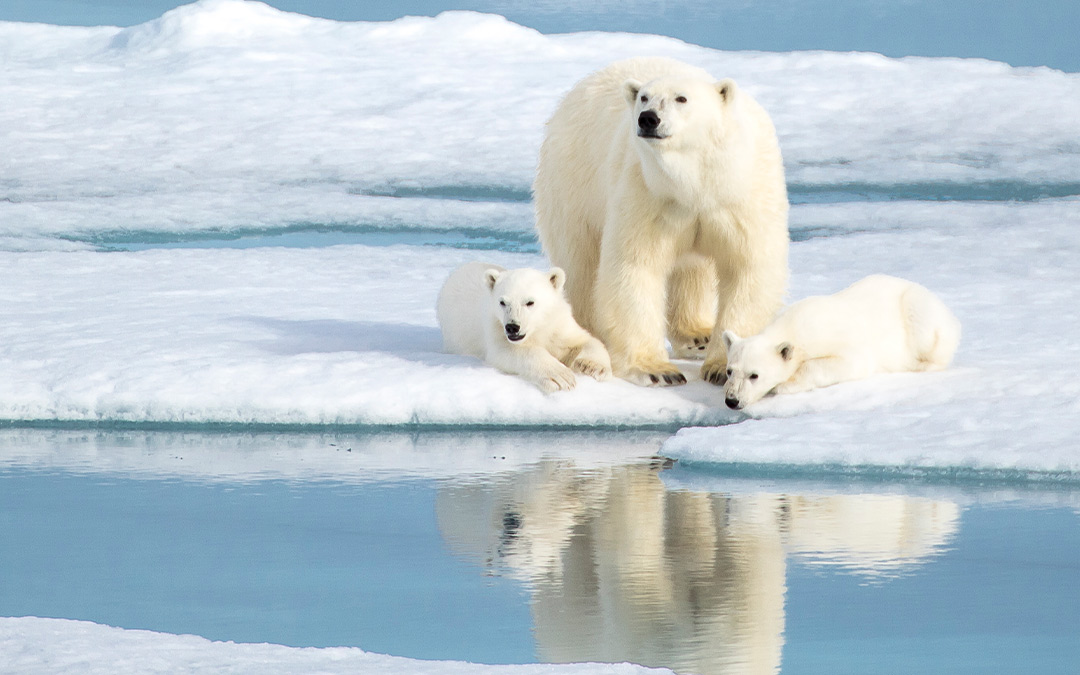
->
637, 110, 663, 138
724, 396, 742, 410
504, 322, 525, 342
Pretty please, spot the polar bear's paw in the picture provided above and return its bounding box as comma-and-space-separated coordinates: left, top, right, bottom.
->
700, 358, 729, 386
622, 362, 687, 387
535, 364, 578, 393
670, 333, 711, 360
572, 355, 612, 382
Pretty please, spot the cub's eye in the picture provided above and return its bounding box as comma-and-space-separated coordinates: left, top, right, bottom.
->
640, 95, 648, 103
499, 300, 507, 307
675, 96, 687, 103
749, 373, 759, 381
726, 368, 733, 376
525, 301, 535, 307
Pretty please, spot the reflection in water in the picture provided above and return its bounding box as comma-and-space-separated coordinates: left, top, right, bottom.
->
437, 461, 959, 674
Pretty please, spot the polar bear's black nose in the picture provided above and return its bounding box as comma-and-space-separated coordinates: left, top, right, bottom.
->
725, 397, 741, 410
638, 110, 660, 132
505, 323, 520, 335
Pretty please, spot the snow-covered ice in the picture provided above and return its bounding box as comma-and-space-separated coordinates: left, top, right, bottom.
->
1, 1, 1079, 669
2, 0, 1079, 244
0, 616, 672, 675
1, 0, 1077, 463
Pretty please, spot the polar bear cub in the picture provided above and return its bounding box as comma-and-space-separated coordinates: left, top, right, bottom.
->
437, 262, 612, 392
721, 275, 961, 409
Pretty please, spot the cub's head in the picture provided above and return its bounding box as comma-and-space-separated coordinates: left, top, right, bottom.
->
720, 330, 798, 410
623, 74, 737, 148
485, 267, 568, 344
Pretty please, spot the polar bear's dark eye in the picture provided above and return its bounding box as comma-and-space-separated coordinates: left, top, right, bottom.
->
726, 368, 733, 376
499, 300, 506, 307
675, 96, 687, 103
749, 373, 759, 380
526, 301, 534, 307
640, 95, 648, 104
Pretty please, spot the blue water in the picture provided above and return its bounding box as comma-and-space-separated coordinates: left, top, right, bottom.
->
70, 178, 1080, 253
0, 464, 534, 662
2, 431, 1078, 672
1, 0, 1076, 72
784, 506, 1080, 673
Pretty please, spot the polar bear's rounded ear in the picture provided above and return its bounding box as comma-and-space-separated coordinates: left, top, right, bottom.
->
623, 79, 643, 105
721, 330, 740, 351
548, 267, 566, 292
716, 78, 737, 104
484, 268, 501, 291
778, 342, 794, 361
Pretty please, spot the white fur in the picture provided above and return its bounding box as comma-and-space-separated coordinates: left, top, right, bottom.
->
721, 275, 962, 409
436, 262, 612, 392
533, 57, 789, 387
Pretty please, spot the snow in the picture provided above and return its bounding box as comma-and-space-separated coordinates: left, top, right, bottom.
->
0, 616, 671, 675
0, 0, 1076, 461
0, 0, 1071, 442
2, 1, 1079, 244
1, 1, 1079, 667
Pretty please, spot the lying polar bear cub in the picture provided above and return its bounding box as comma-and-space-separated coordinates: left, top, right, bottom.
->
721, 275, 961, 410
437, 262, 612, 392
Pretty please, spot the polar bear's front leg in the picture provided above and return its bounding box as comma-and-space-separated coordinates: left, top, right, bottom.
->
568, 334, 612, 382
772, 356, 856, 396
594, 222, 685, 387
702, 243, 787, 386
667, 254, 718, 359
488, 343, 578, 393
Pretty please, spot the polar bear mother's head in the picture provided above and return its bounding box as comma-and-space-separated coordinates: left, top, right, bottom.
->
623, 74, 738, 149
485, 267, 568, 345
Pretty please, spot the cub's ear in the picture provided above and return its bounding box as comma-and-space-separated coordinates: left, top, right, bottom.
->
548, 267, 566, 292
778, 342, 795, 361
716, 78, 737, 104
721, 330, 740, 351
623, 79, 643, 105
484, 269, 501, 291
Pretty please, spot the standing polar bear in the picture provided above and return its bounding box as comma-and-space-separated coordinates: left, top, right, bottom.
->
534, 57, 789, 387
436, 262, 612, 392
721, 275, 961, 410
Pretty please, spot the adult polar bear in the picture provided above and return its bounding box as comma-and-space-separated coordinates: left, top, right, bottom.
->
534, 57, 789, 386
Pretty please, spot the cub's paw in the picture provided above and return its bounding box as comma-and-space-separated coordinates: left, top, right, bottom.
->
535, 365, 577, 393
622, 362, 687, 387
700, 359, 728, 386
572, 355, 612, 382
670, 333, 710, 360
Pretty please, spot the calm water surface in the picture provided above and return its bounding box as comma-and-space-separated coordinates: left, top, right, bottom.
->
2, 429, 1077, 673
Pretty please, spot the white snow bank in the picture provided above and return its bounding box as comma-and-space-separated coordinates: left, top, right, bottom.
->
0, 244, 728, 428
1, 0, 1079, 243
1, 0, 1078, 476
1, 197, 1077, 475
0, 616, 672, 675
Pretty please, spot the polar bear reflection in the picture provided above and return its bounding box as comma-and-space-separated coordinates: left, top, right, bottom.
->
436, 462, 958, 674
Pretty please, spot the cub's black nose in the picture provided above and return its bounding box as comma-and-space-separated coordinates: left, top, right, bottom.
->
725, 397, 740, 410
638, 110, 660, 131
505, 323, 520, 335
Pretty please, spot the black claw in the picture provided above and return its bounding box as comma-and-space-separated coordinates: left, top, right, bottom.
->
649, 374, 659, 384
663, 374, 673, 384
